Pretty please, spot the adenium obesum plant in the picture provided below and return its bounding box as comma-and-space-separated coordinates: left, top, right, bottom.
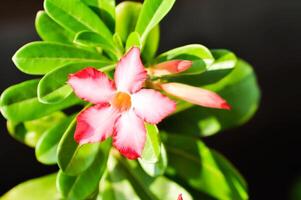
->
0, 0, 260, 200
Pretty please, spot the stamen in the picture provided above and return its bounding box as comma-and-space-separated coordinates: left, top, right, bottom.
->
111, 92, 132, 111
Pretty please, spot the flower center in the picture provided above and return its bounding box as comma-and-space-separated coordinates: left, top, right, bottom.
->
111, 92, 132, 112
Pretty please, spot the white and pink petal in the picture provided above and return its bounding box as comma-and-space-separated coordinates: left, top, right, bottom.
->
113, 110, 146, 159
132, 89, 176, 124
74, 104, 120, 145
149, 60, 192, 76
68, 67, 116, 104
160, 83, 231, 110
114, 47, 147, 93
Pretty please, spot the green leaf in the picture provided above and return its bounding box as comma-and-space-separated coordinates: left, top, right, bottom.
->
162, 59, 261, 136
7, 112, 65, 148
1, 174, 58, 200
125, 32, 141, 51
74, 31, 121, 60
208, 49, 237, 71
163, 134, 248, 200
103, 156, 192, 200
57, 139, 111, 200
142, 25, 160, 63
0, 79, 81, 122
35, 115, 74, 164
44, 0, 112, 40
35, 11, 74, 44
156, 44, 214, 66
13, 42, 110, 75
115, 1, 142, 43
135, 0, 175, 43
138, 144, 167, 177
57, 117, 101, 175
140, 124, 161, 163
81, 0, 116, 33
38, 62, 113, 104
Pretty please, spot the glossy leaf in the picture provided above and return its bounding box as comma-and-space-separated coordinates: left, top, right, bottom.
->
135, 0, 176, 43
142, 25, 160, 63
13, 42, 110, 75
157, 44, 214, 67
0, 79, 81, 122
38, 62, 113, 104
209, 49, 237, 71
140, 124, 161, 163
103, 156, 192, 200
44, 0, 112, 39
7, 112, 65, 148
35, 115, 74, 164
115, 1, 141, 43
125, 32, 141, 51
35, 11, 74, 44
1, 174, 58, 200
162, 59, 260, 136
57, 139, 111, 200
57, 117, 101, 175
74, 31, 121, 60
138, 144, 167, 177
163, 133, 248, 200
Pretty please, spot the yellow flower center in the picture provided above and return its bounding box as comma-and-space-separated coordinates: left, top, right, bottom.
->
111, 92, 132, 112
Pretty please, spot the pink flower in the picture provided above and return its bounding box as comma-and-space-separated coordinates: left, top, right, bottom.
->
150, 60, 231, 110
68, 47, 176, 159
177, 194, 183, 200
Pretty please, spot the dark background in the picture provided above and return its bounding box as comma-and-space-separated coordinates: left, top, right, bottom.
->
1, 0, 301, 199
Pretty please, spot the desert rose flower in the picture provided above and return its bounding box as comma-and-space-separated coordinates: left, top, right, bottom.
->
149, 60, 231, 110
68, 47, 176, 160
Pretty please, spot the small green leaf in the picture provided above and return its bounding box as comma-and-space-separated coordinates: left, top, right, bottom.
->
38, 62, 113, 104
0, 79, 81, 122
125, 32, 141, 51
12, 42, 110, 75
135, 0, 175, 43
35, 11, 74, 44
140, 124, 160, 163
7, 112, 65, 148
208, 49, 237, 71
138, 144, 167, 177
142, 25, 160, 63
57, 117, 101, 175
156, 44, 214, 66
44, 0, 112, 39
1, 174, 58, 200
162, 59, 260, 136
57, 139, 111, 200
74, 31, 121, 60
35, 115, 74, 164
115, 1, 142, 43
163, 133, 248, 200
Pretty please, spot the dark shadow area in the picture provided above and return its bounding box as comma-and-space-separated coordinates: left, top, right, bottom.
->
0, 0, 301, 199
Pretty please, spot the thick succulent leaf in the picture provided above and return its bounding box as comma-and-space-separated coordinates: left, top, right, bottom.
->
156, 44, 214, 67
57, 117, 102, 175
162, 59, 260, 136
35, 11, 74, 44
7, 112, 65, 148
139, 124, 161, 163
115, 1, 142, 43
135, 0, 175, 43
74, 31, 121, 60
103, 156, 192, 200
44, 0, 112, 40
142, 25, 160, 63
57, 139, 111, 200
38, 62, 113, 104
81, 0, 115, 33
1, 174, 58, 200
163, 134, 248, 200
138, 144, 167, 177
35, 115, 74, 164
12, 42, 110, 75
125, 32, 141, 52
0, 79, 81, 122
